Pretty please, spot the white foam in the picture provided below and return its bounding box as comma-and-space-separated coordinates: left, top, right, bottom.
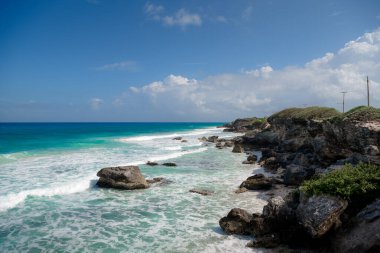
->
118, 127, 220, 143
0, 176, 96, 211
162, 146, 182, 151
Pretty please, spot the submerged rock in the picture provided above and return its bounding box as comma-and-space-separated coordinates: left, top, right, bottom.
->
172, 137, 182, 140
96, 166, 149, 190
162, 162, 177, 167
219, 208, 253, 235
146, 161, 158, 166
189, 188, 213, 196
146, 177, 172, 186
296, 195, 348, 238
239, 174, 272, 190
181, 139, 188, 142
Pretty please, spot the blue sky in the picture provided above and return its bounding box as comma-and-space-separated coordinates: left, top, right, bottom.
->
1, 0, 380, 122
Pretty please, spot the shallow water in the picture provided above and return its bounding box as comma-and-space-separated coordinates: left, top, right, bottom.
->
0, 123, 268, 252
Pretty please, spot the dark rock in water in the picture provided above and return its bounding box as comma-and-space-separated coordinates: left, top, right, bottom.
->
246, 233, 280, 248
249, 213, 272, 236
96, 166, 149, 190
207, 136, 219, 143
283, 164, 315, 185
172, 137, 182, 140
240, 174, 272, 190
146, 177, 172, 186
262, 196, 286, 220
296, 195, 348, 238
198, 136, 207, 142
146, 161, 158, 166
215, 142, 224, 149
219, 208, 253, 235
162, 162, 177, 167
247, 154, 258, 162
189, 188, 213, 196
232, 144, 244, 153
181, 139, 188, 142
224, 140, 234, 147
333, 198, 380, 252
242, 160, 255, 164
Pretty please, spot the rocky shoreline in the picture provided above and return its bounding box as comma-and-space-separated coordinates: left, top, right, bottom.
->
218, 106, 380, 252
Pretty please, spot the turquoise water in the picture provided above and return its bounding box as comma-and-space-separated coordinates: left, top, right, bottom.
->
0, 123, 267, 252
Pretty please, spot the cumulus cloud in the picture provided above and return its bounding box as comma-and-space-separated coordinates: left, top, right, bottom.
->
95, 61, 138, 71
122, 28, 380, 121
90, 98, 103, 110
144, 2, 202, 29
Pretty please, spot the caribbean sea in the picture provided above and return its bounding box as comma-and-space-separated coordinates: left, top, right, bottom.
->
0, 123, 267, 252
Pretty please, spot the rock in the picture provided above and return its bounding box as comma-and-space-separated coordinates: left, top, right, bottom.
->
246, 234, 280, 248
242, 160, 255, 164
296, 195, 348, 238
364, 145, 379, 156
207, 136, 219, 143
262, 196, 286, 220
96, 166, 149, 190
283, 164, 314, 185
198, 136, 207, 142
162, 162, 177, 167
261, 156, 280, 172
247, 154, 258, 162
189, 188, 213, 196
219, 208, 253, 235
146, 177, 172, 186
249, 213, 272, 236
235, 187, 247, 194
172, 137, 182, 140
215, 142, 224, 149
224, 140, 234, 147
232, 144, 244, 153
146, 161, 158, 166
181, 139, 188, 142
240, 174, 272, 190
333, 198, 380, 253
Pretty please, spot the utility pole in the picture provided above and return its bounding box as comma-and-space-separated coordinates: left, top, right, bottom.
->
367, 76, 370, 107
341, 91, 348, 113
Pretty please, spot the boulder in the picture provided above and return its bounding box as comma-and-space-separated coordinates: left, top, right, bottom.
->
296, 195, 348, 238
189, 188, 213, 196
96, 166, 149, 190
247, 154, 258, 162
215, 142, 224, 149
172, 137, 182, 140
162, 162, 177, 167
240, 174, 272, 190
181, 139, 188, 143
262, 196, 286, 220
224, 141, 234, 147
333, 198, 380, 253
146, 161, 158, 166
283, 164, 314, 185
232, 144, 244, 153
219, 208, 253, 235
207, 136, 219, 143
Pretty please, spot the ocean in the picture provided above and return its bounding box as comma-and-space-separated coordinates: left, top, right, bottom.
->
0, 123, 267, 253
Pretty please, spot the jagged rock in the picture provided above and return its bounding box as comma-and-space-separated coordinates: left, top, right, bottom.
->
283, 165, 315, 185
333, 198, 380, 253
162, 162, 177, 167
219, 208, 253, 235
240, 174, 272, 190
207, 136, 219, 143
172, 137, 182, 140
96, 166, 149, 190
296, 195, 348, 238
232, 144, 244, 153
189, 188, 213, 196
146, 161, 158, 166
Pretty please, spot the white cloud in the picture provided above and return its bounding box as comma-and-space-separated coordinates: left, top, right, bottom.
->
95, 61, 138, 71
90, 98, 103, 110
144, 3, 202, 29
122, 28, 380, 120
242, 5, 253, 20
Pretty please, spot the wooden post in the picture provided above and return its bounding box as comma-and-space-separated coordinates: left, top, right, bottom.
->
341, 91, 347, 113
367, 76, 370, 107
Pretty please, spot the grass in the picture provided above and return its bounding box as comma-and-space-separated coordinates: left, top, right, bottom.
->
341, 106, 380, 122
269, 107, 341, 121
300, 163, 380, 199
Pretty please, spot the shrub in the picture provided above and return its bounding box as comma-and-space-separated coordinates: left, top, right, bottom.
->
300, 163, 380, 199
269, 107, 341, 121
342, 106, 380, 122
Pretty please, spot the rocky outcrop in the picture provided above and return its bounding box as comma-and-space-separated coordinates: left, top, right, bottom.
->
96, 166, 149, 190
219, 208, 253, 235
296, 195, 348, 238
223, 117, 267, 133
239, 174, 272, 190
189, 188, 213, 196
162, 162, 177, 167
333, 198, 380, 252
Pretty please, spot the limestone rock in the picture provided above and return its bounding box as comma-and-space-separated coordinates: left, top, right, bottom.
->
219, 208, 253, 235
96, 166, 149, 190
240, 174, 272, 190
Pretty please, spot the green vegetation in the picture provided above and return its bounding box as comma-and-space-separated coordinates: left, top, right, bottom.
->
341, 106, 380, 121
269, 107, 341, 121
300, 163, 380, 199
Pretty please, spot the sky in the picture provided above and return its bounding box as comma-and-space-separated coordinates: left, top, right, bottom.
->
0, 0, 380, 122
